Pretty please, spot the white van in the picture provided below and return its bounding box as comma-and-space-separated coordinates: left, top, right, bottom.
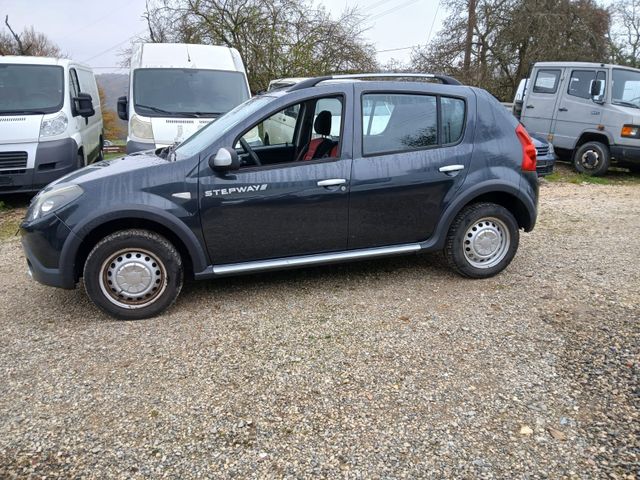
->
0, 56, 103, 193
118, 43, 251, 153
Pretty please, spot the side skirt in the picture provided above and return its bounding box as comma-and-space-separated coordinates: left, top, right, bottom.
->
194, 243, 422, 279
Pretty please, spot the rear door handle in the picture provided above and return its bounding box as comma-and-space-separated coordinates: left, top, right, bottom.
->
317, 178, 347, 187
558, 107, 568, 112
526, 105, 535, 109
439, 164, 465, 173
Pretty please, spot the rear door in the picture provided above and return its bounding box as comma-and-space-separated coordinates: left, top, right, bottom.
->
552, 68, 606, 150
348, 85, 474, 249
520, 67, 562, 138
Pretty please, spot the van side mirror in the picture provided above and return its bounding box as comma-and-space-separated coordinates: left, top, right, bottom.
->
209, 147, 240, 171
590, 79, 604, 102
117, 96, 128, 121
73, 92, 95, 118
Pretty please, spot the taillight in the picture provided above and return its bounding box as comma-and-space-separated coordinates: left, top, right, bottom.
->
515, 124, 537, 172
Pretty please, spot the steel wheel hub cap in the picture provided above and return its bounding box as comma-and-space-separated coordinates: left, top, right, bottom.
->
581, 150, 599, 169
463, 217, 510, 269
99, 249, 167, 309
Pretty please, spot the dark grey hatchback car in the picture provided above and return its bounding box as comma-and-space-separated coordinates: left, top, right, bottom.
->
21, 74, 539, 320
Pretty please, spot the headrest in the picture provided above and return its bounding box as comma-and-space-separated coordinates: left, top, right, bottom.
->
314, 110, 332, 136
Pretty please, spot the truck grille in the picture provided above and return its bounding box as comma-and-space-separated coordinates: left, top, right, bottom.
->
0, 151, 28, 172
535, 145, 549, 157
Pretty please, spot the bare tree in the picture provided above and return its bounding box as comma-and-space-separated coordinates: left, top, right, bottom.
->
140, 0, 378, 92
0, 15, 62, 57
412, 0, 611, 100
610, 0, 640, 67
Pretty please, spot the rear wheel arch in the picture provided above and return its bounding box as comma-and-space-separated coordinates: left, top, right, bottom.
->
432, 186, 535, 250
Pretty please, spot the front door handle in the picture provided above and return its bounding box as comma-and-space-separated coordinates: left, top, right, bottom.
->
526, 104, 535, 109
558, 107, 568, 112
317, 178, 347, 187
439, 164, 465, 173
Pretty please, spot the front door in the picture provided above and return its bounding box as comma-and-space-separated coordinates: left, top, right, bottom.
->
348, 89, 474, 249
552, 69, 606, 150
199, 94, 352, 264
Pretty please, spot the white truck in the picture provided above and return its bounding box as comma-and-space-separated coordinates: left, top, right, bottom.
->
0, 56, 102, 193
515, 61, 640, 175
118, 43, 251, 153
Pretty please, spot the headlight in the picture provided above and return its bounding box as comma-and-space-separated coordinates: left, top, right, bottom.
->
39, 111, 68, 138
26, 184, 83, 222
131, 115, 154, 140
621, 124, 640, 139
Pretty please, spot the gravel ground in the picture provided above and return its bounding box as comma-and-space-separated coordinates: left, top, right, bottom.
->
0, 180, 638, 479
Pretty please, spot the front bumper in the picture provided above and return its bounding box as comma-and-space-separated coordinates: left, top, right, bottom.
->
21, 213, 77, 289
536, 156, 556, 176
611, 144, 640, 166
0, 138, 77, 194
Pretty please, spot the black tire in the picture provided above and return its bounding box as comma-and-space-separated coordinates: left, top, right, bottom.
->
75, 152, 85, 170
83, 229, 183, 320
573, 141, 610, 176
444, 202, 519, 278
264, 133, 270, 146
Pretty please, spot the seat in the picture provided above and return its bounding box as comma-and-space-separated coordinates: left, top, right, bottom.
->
298, 110, 339, 161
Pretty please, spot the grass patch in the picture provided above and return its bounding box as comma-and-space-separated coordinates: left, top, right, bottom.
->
0, 210, 23, 241
546, 163, 640, 185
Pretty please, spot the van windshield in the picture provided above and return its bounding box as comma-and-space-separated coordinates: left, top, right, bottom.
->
0, 64, 64, 115
174, 95, 275, 160
133, 68, 250, 117
612, 69, 640, 109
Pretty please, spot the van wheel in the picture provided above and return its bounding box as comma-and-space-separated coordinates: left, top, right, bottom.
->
76, 152, 85, 170
573, 141, 610, 176
83, 229, 183, 320
444, 203, 519, 278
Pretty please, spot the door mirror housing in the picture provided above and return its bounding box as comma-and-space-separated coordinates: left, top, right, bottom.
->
117, 96, 128, 121
209, 147, 240, 171
73, 92, 95, 118
590, 79, 605, 102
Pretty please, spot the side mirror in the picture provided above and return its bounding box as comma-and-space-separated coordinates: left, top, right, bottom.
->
117, 96, 128, 121
209, 147, 239, 171
73, 92, 95, 118
590, 79, 604, 101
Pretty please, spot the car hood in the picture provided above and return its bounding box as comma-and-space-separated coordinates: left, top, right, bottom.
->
0, 114, 42, 143
47, 150, 168, 189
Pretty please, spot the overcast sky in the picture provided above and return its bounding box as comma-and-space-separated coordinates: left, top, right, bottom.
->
0, 0, 444, 72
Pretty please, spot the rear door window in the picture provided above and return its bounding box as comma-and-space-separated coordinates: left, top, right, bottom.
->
362, 93, 437, 156
533, 69, 561, 94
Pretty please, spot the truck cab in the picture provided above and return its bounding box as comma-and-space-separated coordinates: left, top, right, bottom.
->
118, 43, 251, 154
516, 61, 640, 175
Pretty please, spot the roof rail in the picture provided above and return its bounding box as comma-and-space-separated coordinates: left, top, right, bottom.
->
288, 73, 462, 91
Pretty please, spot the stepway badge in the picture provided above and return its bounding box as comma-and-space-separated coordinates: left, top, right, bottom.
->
204, 184, 268, 197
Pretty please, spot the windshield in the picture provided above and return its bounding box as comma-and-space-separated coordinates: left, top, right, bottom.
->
133, 68, 250, 117
0, 64, 64, 114
174, 95, 276, 160
612, 68, 640, 108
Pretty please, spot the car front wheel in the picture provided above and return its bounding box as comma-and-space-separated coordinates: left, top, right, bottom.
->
444, 202, 519, 278
573, 141, 610, 176
83, 229, 183, 320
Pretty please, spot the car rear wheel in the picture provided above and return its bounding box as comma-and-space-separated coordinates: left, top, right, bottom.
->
83, 229, 183, 320
573, 141, 610, 176
444, 202, 519, 278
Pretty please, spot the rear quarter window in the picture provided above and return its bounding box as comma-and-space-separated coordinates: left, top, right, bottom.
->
441, 97, 465, 144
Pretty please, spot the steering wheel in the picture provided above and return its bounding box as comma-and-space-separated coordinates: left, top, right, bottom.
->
240, 138, 261, 166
